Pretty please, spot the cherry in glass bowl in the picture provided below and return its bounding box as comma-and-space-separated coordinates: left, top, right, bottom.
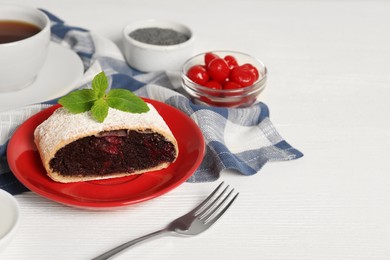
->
181, 51, 267, 108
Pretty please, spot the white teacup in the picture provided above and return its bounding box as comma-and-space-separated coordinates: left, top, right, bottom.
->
0, 4, 50, 92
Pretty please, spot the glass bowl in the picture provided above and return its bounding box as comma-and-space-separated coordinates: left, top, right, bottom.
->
181, 51, 267, 108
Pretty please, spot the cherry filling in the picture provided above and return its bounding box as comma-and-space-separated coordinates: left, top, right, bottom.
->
49, 130, 177, 177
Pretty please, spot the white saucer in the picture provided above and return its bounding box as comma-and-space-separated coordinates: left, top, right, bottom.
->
0, 42, 84, 112
0, 189, 20, 252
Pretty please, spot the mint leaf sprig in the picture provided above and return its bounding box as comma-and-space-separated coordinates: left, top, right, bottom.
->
58, 71, 149, 122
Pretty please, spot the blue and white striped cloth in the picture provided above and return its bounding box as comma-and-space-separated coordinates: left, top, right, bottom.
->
0, 10, 303, 195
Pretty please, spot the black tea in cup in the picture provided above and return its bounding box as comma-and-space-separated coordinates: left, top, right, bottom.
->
0, 20, 41, 44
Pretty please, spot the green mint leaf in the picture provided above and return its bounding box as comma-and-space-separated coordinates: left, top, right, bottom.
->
91, 98, 109, 123
58, 71, 149, 123
58, 89, 97, 113
106, 89, 150, 113
92, 71, 108, 98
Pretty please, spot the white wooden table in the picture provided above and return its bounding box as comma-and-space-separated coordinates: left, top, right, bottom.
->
1, 0, 390, 259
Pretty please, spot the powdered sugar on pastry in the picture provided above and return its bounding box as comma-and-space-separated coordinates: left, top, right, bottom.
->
34, 103, 179, 183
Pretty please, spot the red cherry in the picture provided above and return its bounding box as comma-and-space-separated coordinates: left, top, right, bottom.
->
207, 58, 230, 82
230, 65, 256, 87
186, 65, 209, 85
223, 81, 243, 97
104, 136, 123, 145
203, 81, 223, 98
241, 63, 260, 80
223, 81, 242, 90
224, 55, 239, 70
199, 95, 212, 104
204, 52, 219, 67
101, 144, 119, 155
205, 80, 223, 90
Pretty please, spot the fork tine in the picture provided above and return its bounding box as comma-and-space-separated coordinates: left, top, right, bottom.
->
199, 188, 234, 220
195, 184, 229, 217
189, 181, 225, 215
203, 192, 239, 228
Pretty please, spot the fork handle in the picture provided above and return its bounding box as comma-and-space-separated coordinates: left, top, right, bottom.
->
92, 229, 168, 260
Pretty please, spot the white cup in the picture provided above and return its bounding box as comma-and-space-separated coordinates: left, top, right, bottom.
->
0, 4, 50, 92
0, 189, 20, 253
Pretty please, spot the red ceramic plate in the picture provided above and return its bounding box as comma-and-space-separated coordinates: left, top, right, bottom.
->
7, 99, 205, 209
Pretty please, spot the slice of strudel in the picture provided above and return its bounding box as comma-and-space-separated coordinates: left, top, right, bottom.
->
34, 103, 179, 183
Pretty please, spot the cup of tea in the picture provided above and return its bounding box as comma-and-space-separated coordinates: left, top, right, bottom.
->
0, 4, 50, 92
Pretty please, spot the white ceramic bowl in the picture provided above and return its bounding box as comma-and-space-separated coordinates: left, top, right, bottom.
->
122, 19, 195, 72
0, 189, 20, 253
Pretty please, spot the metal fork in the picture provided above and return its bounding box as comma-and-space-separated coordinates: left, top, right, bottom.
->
92, 182, 239, 260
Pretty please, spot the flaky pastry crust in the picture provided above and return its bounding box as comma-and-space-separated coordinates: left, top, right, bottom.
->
34, 103, 178, 183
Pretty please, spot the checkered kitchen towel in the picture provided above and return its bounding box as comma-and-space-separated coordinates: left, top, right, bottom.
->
0, 10, 303, 195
